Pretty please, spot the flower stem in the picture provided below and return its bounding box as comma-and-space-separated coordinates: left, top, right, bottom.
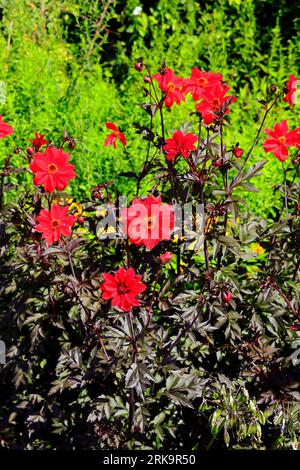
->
66, 245, 77, 280
273, 285, 298, 318
282, 162, 289, 216
127, 311, 137, 434
240, 93, 281, 173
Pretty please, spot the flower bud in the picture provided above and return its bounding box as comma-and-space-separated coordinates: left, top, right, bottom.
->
26, 147, 34, 155
269, 84, 277, 94
159, 252, 173, 264
92, 190, 102, 200
143, 75, 151, 84
91, 185, 103, 200
212, 160, 222, 167
135, 62, 143, 72
290, 321, 300, 331
68, 139, 76, 150
223, 291, 233, 303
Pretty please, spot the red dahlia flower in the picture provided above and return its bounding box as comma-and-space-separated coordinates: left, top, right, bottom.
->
30, 146, 76, 192
159, 252, 173, 264
223, 291, 233, 303
283, 74, 298, 108
30, 132, 48, 149
35, 203, 76, 246
0, 115, 13, 138
232, 146, 244, 158
104, 122, 127, 148
182, 68, 223, 101
121, 195, 175, 250
263, 120, 300, 162
163, 130, 197, 161
153, 68, 185, 108
196, 84, 236, 125
100, 267, 146, 312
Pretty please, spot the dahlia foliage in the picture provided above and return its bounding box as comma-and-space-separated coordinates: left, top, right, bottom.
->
0, 61, 300, 450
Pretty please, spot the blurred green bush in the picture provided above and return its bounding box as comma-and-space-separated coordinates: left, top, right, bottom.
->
0, 0, 299, 217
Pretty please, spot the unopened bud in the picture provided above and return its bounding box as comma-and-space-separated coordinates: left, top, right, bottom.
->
232, 146, 244, 158
26, 147, 34, 155
135, 62, 143, 72
68, 139, 76, 150
290, 321, 300, 331
159, 252, 173, 265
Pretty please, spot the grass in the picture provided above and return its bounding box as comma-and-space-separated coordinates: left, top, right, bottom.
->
0, 0, 299, 216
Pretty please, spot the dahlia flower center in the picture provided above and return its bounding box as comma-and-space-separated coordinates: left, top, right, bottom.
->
48, 162, 58, 174
145, 215, 157, 229
178, 145, 185, 155
51, 219, 61, 230
117, 284, 128, 295
197, 77, 208, 87
211, 98, 221, 110
278, 136, 287, 145
167, 82, 176, 93
113, 130, 120, 137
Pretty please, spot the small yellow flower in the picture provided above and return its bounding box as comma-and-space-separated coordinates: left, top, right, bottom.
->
53, 196, 74, 206
68, 202, 84, 218
179, 262, 187, 273
204, 215, 218, 234
62, 197, 73, 204
251, 243, 265, 255
227, 216, 240, 228
72, 226, 89, 238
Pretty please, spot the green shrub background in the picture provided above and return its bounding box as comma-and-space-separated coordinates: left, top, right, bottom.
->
0, 0, 299, 216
